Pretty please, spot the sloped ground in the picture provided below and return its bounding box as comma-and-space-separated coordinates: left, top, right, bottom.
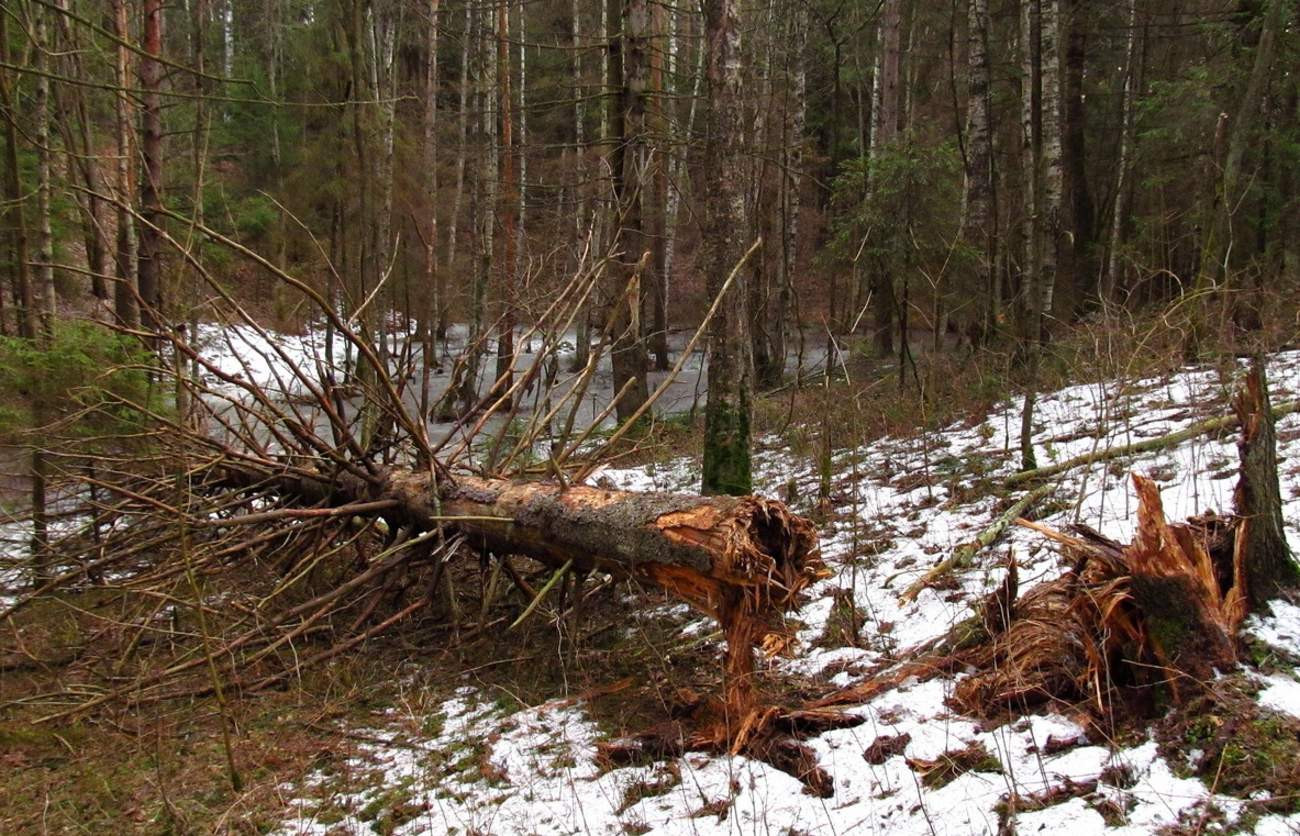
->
270, 351, 1300, 834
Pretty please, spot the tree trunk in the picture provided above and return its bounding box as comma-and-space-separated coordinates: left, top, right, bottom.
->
0, 14, 34, 340
1233, 360, 1299, 605
494, 0, 517, 395
1017, 0, 1044, 472
32, 3, 56, 337
1103, 0, 1139, 300
422, 0, 443, 399
964, 0, 996, 341
775, 4, 807, 376
700, 0, 752, 496
1063, 0, 1093, 303
112, 0, 139, 329
569, 0, 591, 373
1039, 0, 1064, 326
445, 0, 473, 332
647, 0, 671, 371
868, 0, 903, 357
603, 0, 651, 424
138, 0, 164, 330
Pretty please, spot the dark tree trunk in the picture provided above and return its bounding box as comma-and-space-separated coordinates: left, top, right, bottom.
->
603, 0, 651, 423
1233, 360, 1299, 606
138, 0, 165, 330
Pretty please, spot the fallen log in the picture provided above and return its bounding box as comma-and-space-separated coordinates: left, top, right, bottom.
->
897, 483, 1054, 603
1005, 396, 1300, 488
210, 463, 842, 789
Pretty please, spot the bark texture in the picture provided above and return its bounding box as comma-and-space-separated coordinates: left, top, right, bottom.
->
700, 0, 753, 497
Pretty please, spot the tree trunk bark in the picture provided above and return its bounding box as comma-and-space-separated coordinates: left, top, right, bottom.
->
32, 4, 56, 337
647, 0, 671, 371
422, 0, 442, 398
603, 0, 651, 424
1017, 0, 1043, 472
1233, 359, 1299, 606
569, 0, 591, 373
700, 0, 752, 497
964, 0, 995, 342
1103, 0, 1139, 300
868, 0, 903, 357
1063, 0, 1093, 303
215, 462, 822, 688
445, 0, 473, 332
138, 0, 165, 331
494, 0, 517, 396
112, 0, 139, 329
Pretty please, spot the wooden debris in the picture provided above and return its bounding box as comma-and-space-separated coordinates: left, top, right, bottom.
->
825, 364, 1300, 728
899, 484, 1052, 603
1005, 396, 1300, 488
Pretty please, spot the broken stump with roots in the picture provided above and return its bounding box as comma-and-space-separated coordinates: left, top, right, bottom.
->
821, 360, 1299, 732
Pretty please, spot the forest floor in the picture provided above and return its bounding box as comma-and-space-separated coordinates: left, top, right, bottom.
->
3, 332, 1300, 834
262, 347, 1300, 835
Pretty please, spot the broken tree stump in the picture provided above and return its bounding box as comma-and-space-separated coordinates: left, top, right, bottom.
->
1233, 358, 1299, 607
824, 362, 1300, 726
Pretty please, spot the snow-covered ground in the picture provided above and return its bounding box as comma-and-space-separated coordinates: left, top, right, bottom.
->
193, 319, 828, 455
269, 351, 1300, 835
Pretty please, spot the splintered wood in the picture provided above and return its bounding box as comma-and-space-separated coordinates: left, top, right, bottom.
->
823, 360, 1299, 727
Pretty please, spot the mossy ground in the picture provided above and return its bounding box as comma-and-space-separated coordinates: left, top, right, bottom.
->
1156, 673, 1300, 829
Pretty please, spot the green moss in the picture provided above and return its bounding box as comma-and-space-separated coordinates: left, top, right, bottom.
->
702, 398, 752, 496
916, 742, 1002, 789
1161, 676, 1300, 815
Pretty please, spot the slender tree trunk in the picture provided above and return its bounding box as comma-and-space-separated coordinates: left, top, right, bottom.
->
1039, 0, 1064, 327
515, 0, 527, 299
775, 3, 807, 376
964, 0, 996, 341
373, 11, 399, 364
569, 0, 592, 372
700, 0, 752, 496
33, 3, 56, 336
647, 0, 670, 371
112, 0, 139, 329
445, 0, 472, 334
1104, 0, 1139, 300
869, 0, 902, 357
138, 0, 165, 331
1063, 0, 1093, 302
494, 0, 517, 395
421, 0, 442, 423
1018, 0, 1043, 471
604, 0, 650, 424
749, 7, 780, 389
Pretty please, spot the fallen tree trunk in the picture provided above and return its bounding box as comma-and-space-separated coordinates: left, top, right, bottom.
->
897, 483, 1054, 603
208, 463, 843, 789
1005, 396, 1300, 488
223, 466, 825, 632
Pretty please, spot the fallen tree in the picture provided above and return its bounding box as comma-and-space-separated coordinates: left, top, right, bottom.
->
0, 231, 850, 792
